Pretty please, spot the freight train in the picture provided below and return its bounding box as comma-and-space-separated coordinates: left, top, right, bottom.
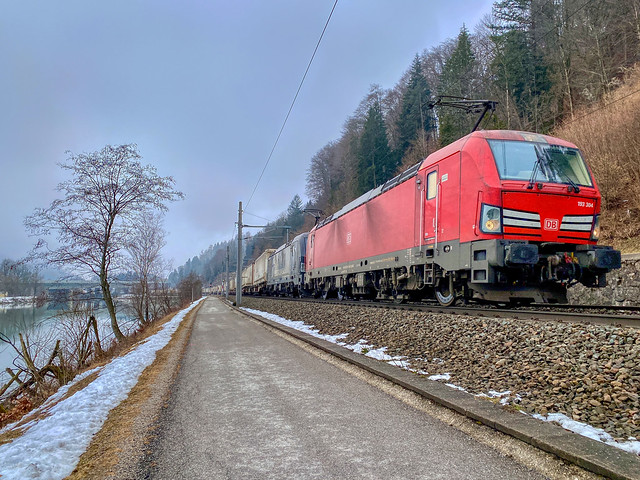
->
240, 130, 621, 306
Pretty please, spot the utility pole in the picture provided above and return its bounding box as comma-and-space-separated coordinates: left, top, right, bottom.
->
236, 201, 243, 307
225, 245, 230, 300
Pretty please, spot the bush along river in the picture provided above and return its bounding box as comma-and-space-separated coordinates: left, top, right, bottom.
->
0, 297, 135, 390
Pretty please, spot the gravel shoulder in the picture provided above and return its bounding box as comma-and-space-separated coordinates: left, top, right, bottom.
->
243, 298, 640, 444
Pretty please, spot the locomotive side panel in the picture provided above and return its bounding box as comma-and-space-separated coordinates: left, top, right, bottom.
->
459, 136, 501, 244
310, 178, 418, 270
420, 151, 461, 247
267, 244, 289, 287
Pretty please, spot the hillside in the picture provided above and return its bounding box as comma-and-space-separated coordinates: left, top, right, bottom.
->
555, 67, 640, 253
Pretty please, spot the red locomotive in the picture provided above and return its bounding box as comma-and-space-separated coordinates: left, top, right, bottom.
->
304, 130, 621, 305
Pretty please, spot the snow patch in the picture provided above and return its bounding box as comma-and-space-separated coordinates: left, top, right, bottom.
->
242, 308, 410, 368
445, 383, 467, 392
533, 412, 640, 456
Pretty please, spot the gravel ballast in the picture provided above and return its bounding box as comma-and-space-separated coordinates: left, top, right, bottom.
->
242, 298, 640, 448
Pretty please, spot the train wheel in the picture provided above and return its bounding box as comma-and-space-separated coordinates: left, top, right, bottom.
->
392, 289, 406, 304
435, 282, 456, 307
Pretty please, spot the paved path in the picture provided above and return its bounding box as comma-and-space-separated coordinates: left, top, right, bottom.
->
146, 297, 545, 479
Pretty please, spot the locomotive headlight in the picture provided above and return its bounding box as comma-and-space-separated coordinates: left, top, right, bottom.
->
591, 215, 600, 241
480, 204, 502, 234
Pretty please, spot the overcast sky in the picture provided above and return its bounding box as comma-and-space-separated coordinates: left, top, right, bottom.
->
0, 0, 494, 270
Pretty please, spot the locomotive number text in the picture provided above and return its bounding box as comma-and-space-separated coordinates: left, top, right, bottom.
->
577, 201, 594, 208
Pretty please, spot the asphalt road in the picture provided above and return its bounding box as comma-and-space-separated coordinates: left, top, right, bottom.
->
145, 297, 546, 479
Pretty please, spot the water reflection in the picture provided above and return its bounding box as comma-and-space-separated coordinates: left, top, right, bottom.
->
0, 304, 57, 339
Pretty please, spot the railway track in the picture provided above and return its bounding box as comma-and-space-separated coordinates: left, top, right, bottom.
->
237, 295, 640, 328
234, 298, 640, 480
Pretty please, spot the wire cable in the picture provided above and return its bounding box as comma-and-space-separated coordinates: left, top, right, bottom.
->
245, 0, 339, 210
244, 211, 274, 223
558, 87, 640, 127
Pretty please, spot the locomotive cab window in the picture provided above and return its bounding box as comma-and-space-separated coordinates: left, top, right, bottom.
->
426, 171, 437, 200
488, 139, 593, 187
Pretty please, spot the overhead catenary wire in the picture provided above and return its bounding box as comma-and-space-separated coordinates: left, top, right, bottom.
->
558, 87, 640, 127
243, 211, 275, 223
245, 0, 339, 210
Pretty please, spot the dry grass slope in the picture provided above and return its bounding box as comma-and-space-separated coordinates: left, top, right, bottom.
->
555, 66, 640, 253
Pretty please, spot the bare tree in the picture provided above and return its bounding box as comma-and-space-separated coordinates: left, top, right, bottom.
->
25, 144, 183, 342
177, 272, 202, 307
126, 211, 167, 325
0, 259, 41, 297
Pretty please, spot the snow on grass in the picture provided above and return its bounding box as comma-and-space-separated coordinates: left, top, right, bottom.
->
0, 298, 205, 480
243, 307, 640, 456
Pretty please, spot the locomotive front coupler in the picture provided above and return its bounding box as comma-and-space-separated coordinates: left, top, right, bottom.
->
538, 245, 621, 287
540, 254, 580, 283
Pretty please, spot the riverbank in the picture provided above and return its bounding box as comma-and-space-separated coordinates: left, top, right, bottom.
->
0, 298, 139, 400
0, 296, 36, 307
0, 299, 205, 479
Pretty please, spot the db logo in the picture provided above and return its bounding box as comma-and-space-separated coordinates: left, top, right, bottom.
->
544, 218, 559, 231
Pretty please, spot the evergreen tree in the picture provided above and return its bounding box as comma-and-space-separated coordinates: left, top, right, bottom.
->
356, 99, 392, 195
490, 0, 552, 131
396, 55, 435, 159
286, 194, 305, 232
438, 26, 478, 146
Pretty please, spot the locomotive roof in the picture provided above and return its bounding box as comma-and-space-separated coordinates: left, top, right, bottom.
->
316, 162, 421, 229
469, 129, 578, 147
314, 129, 579, 231
268, 232, 308, 258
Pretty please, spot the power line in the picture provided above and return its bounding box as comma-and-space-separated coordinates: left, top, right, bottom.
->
559, 86, 640, 127
537, 0, 598, 43
245, 0, 339, 210
244, 211, 274, 223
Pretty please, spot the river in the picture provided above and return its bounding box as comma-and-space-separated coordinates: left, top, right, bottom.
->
0, 299, 135, 389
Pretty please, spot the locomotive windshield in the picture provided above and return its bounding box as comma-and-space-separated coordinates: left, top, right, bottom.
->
488, 139, 593, 187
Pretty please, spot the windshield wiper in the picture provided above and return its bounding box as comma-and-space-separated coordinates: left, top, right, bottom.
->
540, 147, 581, 193
527, 158, 540, 189
560, 172, 580, 193
528, 146, 548, 190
